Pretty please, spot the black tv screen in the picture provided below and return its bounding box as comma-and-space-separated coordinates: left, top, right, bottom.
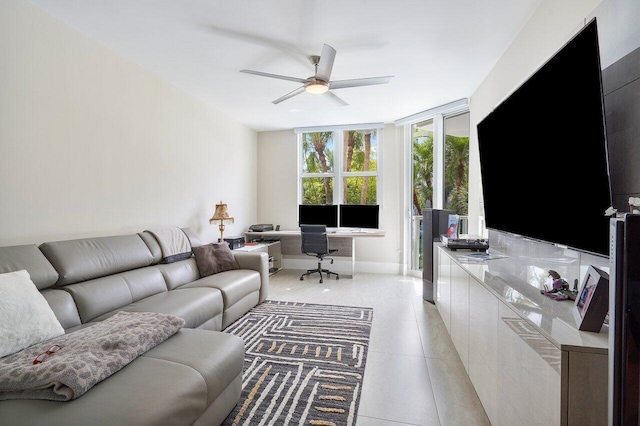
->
298, 204, 338, 227
339, 204, 380, 229
477, 18, 611, 256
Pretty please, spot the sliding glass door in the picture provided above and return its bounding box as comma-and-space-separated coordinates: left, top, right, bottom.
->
409, 112, 469, 272
410, 119, 434, 270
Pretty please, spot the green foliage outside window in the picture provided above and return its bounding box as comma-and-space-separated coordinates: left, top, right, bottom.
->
412, 130, 434, 215
302, 177, 334, 204
302, 132, 334, 204
344, 176, 377, 205
412, 129, 469, 216
301, 130, 378, 205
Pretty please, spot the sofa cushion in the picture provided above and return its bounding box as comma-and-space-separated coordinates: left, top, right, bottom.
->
40, 289, 82, 331
0, 329, 243, 426
155, 258, 200, 290
63, 267, 169, 323
0, 245, 59, 290
142, 329, 244, 406
39, 235, 154, 286
182, 269, 260, 307
92, 287, 224, 329
0, 270, 64, 358
181, 269, 260, 328
63, 275, 134, 323
192, 243, 239, 277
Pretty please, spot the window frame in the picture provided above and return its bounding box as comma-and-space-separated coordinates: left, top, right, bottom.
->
296, 123, 384, 206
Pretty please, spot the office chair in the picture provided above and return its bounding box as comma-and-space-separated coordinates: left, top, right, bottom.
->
300, 224, 339, 283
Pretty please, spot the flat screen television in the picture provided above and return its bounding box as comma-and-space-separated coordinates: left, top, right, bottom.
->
298, 204, 338, 228
477, 18, 611, 256
339, 204, 380, 229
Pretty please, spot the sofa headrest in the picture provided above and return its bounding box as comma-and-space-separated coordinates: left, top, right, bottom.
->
39, 234, 154, 286
0, 244, 59, 290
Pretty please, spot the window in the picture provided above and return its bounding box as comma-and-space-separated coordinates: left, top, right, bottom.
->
298, 125, 382, 206
301, 132, 334, 204
342, 130, 378, 205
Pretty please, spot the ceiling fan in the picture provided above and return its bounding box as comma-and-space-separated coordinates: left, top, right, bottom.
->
240, 44, 393, 106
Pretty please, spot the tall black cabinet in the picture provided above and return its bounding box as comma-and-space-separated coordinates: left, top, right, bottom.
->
609, 213, 640, 425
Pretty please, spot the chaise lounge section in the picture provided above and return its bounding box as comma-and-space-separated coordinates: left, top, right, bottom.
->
0, 228, 268, 425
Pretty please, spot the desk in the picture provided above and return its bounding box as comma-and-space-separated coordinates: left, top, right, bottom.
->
244, 229, 385, 277
234, 241, 282, 275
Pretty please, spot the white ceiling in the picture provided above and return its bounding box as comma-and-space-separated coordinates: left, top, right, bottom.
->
28, 0, 544, 132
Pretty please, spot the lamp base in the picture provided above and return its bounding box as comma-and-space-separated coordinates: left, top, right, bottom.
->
219, 224, 225, 244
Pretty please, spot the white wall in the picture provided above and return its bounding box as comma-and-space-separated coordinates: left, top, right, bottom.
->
468, 0, 605, 235
0, 0, 257, 246
257, 124, 404, 273
256, 130, 299, 229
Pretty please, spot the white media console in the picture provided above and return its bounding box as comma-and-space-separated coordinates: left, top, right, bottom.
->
435, 238, 609, 426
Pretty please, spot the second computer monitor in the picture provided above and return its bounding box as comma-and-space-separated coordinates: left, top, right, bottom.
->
339, 204, 379, 229
298, 204, 339, 228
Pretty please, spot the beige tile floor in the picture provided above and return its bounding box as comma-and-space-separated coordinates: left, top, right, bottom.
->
268, 269, 491, 426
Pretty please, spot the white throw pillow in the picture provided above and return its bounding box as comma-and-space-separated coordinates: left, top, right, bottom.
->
0, 270, 65, 358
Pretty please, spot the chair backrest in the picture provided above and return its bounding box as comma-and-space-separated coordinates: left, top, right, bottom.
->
300, 225, 329, 256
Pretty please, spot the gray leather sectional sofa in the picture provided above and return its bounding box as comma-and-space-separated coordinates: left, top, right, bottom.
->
0, 229, 268, 425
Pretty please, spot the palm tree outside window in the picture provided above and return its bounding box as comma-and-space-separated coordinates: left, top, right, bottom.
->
299, 127, 381, 207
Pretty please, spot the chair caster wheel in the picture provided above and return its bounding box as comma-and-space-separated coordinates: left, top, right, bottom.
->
336, 276, 340, 280
320, 280, 323, 283
300, 277, 304, 281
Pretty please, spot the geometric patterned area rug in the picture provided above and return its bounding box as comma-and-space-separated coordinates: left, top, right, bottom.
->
221, 300, 373, 426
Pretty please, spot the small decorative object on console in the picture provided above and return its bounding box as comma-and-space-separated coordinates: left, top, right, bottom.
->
446, 215, 459, 239
540, 270, 574, 300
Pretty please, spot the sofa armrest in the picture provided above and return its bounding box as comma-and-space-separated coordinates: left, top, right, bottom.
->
233, 251, 269, 303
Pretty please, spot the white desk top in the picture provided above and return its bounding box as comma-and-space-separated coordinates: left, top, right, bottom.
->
245, 229, 385, 238
439, 245, 609, 353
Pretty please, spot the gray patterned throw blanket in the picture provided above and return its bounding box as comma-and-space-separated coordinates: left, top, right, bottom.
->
0, 311, 185, 401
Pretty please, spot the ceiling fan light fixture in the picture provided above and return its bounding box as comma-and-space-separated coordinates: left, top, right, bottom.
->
305, 82, 328, 94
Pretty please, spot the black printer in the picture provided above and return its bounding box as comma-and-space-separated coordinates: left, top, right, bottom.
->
223, 236, 245, 250
249, 224, 274, 232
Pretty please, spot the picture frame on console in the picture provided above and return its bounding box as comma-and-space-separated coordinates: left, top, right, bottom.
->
572, 265, 609, 332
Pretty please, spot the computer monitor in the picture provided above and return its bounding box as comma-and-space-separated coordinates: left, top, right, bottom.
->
298, 204, 339, 228
339, 204, 379, 229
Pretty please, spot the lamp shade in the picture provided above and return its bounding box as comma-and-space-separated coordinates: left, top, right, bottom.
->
209, 201, 234, 224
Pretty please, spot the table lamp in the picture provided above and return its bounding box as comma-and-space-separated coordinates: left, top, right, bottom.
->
209, 201, 234, 243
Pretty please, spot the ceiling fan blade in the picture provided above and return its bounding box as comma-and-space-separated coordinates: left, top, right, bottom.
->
272, 86, 306, 104
240, 69, 306, 84
324, 91, 349, 107
316, 44, 336, 82
329, 76, 393, 90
